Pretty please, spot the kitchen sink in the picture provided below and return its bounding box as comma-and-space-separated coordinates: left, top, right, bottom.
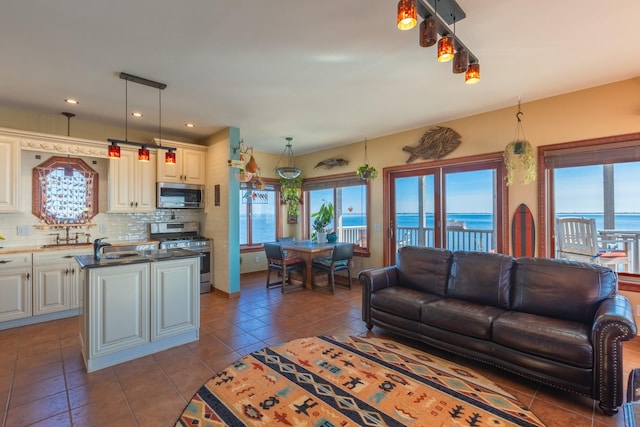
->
103, 252, 140, 259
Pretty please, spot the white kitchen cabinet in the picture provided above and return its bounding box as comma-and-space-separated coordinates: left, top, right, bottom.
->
108, 148, 157, 213
151, 257, 199, 341
0, 253, 32, 322
0, 135, 20, 212
33, 248, 91, 314
79, 254, 200, 372
87, 263, 150, 358
155, 140, 206, 184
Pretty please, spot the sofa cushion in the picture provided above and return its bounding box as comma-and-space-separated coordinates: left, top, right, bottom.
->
447, 252, 513, 309
371, 287, 441, 321
512, 257, 618, 323
397, 246, 453, 296
421, 298, 506, 339
492, 311, 593, 368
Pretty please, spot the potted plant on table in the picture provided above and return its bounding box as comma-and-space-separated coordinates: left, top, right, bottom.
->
311, 200, 334, 243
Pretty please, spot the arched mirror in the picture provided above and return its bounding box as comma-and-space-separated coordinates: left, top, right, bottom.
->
32, 156, 98, 224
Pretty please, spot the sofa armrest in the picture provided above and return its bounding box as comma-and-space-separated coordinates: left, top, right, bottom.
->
359, 266, 399, 327
592, 294, 638, 413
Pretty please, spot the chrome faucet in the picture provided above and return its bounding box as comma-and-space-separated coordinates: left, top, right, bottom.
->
93, 237, 112, 260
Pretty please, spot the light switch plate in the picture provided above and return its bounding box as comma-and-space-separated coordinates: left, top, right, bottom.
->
17, 225, 30, 236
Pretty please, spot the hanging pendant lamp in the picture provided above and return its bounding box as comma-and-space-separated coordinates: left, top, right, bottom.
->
419, 14, 437, 47
465, 62, 480, 84
275, 137, 301, 179
397, 0, 417, 30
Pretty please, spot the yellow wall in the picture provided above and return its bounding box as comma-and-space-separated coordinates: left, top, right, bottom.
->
294, 78, 640, 273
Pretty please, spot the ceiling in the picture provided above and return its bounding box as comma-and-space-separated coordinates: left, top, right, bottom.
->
1, 1, 639, 154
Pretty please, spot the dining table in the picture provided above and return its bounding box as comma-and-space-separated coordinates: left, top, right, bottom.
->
280, 240, 342, 289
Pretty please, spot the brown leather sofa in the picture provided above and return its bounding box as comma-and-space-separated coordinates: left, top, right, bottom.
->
359, 246, 637, 415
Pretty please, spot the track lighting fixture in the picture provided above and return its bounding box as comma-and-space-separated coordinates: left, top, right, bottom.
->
108, 72, 178, 163
401, 0, 480, 84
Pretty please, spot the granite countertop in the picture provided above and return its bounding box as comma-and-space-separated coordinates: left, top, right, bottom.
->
76, 248, 202, 269
0, 240, 160, 255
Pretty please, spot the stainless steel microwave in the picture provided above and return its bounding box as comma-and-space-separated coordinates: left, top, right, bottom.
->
157, 182, 204, 209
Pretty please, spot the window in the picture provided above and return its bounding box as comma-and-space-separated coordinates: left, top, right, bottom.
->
540, 133, 640, 279
303, 174, 369, 251
239, 182, 278, 247
385, 154, 507, 264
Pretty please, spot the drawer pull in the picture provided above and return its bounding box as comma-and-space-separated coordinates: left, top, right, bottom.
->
0, 260, 12, 264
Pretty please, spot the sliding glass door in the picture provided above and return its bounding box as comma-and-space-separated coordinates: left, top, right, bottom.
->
387, 158, 504, 263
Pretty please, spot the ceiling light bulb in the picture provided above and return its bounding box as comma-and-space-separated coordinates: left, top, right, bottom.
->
64, 98, 79, 104
465, 63, 480, 84
397, 0, 417, 31
437, 36, 455, 62
185, 123, 195, 128
131, 112, 143, 117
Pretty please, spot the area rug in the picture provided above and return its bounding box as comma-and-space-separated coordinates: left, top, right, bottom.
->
175, 335, 545, 426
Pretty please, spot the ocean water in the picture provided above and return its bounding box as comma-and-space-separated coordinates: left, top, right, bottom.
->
243, 212, 640, 244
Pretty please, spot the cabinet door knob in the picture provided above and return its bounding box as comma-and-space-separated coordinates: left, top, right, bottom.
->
130, 202, 134, 207
25, 272, 30, 280
65, 268, 69, 275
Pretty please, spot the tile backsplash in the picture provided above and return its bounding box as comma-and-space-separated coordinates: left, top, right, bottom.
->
0, 209, 203, 248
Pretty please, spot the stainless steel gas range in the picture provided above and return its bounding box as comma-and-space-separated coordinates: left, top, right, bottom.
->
150, 222, 212, 293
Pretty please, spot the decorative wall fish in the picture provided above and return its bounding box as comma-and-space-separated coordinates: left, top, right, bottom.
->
313, 158, 349, 169
402, 126, 461, 163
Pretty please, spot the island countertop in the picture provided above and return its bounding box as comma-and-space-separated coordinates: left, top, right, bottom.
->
75, 248, 202, 269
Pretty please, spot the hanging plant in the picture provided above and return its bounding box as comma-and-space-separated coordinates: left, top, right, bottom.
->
280, 176, 303, 217
504, 101, 537, 186
356, 137, 378, 181
504, 140, 536, 185
356, 164, 378, 181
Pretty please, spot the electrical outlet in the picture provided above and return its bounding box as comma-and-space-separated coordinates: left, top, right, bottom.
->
17, 225, 30, 236
255, 256, 260, 263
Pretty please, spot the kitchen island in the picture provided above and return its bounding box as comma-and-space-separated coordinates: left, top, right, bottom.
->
76, 248, 201, 372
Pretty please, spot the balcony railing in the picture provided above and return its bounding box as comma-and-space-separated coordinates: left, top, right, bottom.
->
397, 226, 495, 252
335, 225, 495, 252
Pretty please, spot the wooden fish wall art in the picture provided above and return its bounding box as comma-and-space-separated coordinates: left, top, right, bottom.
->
314, 158, 349, 169
402, 126, 461, 163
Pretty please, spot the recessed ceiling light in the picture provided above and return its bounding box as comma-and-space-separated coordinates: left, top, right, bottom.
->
185, 123, 195, 128
64, 98, 79, 104
131, 112, 143, 117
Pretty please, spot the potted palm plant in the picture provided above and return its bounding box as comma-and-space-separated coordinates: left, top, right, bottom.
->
311, 200, 334, 243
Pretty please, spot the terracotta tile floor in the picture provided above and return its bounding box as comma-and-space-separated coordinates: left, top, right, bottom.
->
1, 272, 639, 426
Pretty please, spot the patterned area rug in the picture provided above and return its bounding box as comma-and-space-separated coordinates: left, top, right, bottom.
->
175, 335, 545, 426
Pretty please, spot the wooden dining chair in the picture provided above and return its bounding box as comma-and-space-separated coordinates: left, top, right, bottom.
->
264, 242, 305, 293
311, 243, 355, 294
555, 217, 629, 271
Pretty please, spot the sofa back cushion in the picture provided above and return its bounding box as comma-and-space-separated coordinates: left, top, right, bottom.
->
397, 246, 453, 296
511, 257, 618, 323
447, 251, 513, 309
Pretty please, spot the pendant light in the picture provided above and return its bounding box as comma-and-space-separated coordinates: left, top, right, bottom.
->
465, 62, 480, 84
452, 48, 468, 74
397, 0, 417, 31
419, 14, 437, 47
275, 137, 301, 179
107, 73, 177, 161
437, 35, 454, 62
165, 149, 176, 164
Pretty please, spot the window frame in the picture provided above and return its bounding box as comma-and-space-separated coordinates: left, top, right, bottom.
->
537, 131, 640, 289
239, 178, 282, 252
302, 172, 371, 256
383, 152, 508, 265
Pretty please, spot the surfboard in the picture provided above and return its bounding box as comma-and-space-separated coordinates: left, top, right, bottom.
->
512, 203, 535, 257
